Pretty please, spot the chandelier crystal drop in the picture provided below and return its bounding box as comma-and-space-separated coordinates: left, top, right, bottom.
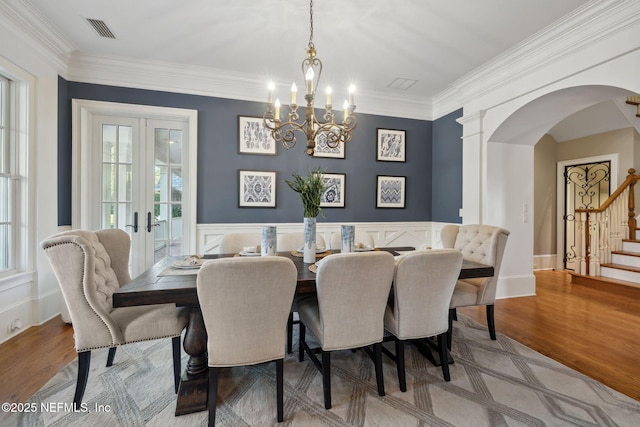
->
263, 0, 357, 156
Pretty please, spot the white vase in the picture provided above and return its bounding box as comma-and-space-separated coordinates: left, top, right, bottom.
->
303, 217, 317, 263
261, 225, 277, 256
341, 224, 355, 253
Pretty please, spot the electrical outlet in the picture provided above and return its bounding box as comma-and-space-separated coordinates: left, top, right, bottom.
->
8, 318, 22, 332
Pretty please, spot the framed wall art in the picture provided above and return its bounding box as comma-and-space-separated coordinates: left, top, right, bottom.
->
320, 173, 346, 208
313, 130, 345, 159
376, 175, 405, 208
376, 128, 406, 162
238, 170, 277, 207
238, 116, 277, 155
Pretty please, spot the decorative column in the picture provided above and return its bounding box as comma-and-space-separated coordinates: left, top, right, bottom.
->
456, 110, 486, 224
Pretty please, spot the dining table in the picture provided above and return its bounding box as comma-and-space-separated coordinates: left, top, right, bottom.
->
113, 247, 494, 415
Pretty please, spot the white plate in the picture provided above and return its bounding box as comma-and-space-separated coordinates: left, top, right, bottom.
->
297, 246, 326, 253
239, 250, 261, 256
172, 259, 203, 269
354, 245, 374, 252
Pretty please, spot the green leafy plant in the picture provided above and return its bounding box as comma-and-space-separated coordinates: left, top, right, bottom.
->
285, 167, 327, 218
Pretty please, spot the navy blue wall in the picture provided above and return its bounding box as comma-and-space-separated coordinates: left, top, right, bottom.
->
58, 78, 444, 225
432, 108, 463, 223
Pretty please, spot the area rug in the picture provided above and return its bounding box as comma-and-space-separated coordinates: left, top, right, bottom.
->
6, 315, 640, 426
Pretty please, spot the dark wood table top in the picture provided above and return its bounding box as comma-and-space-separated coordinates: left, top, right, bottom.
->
113, 247, 494, 308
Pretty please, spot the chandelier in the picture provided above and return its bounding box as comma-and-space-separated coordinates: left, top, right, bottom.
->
263, 0, 357, 156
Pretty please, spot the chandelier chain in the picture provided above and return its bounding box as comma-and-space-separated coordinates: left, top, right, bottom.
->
308, 0, 314, 48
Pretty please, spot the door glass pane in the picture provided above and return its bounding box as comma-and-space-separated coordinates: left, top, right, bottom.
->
170, 129, 182, 164
155, 166, 168, 202
153, 126, 184, 262
102, 124, 133, 230
102, 164, 116, 202
118, 126, 132, 163
171, 168, 182, 202
118, 164, 132, 202
101, 203, 116, 229
102, 125, 116, 162
117, 203, 131, 230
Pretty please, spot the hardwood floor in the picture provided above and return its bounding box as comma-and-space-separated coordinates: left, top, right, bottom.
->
0, 269, 638, 410
460, 269, 640, 402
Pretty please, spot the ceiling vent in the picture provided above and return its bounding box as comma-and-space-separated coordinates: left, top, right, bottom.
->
86, 18, 116, 39
387, 78, 418, 90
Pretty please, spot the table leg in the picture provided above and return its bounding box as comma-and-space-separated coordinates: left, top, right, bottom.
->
415, 338, 454, 366
175, 307, 209, 415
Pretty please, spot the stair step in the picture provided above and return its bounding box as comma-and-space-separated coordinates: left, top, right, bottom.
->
569, 271, 640, 292
611, 251, 640, 268
622, 240, 640, 252
600, 263, 640, 286
601, 263, 640, 273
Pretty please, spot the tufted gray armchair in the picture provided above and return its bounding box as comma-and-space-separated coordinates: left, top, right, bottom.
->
440, 224, 510, 347
41, 229, 189, 405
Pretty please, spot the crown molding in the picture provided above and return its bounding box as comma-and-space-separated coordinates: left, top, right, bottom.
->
0, 0, 74, 72
432, 0, 640, 114
67, 53, 434, 120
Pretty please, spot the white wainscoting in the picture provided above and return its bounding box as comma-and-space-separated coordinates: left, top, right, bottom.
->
196, 221, 449, 254
196, 221, 532, 299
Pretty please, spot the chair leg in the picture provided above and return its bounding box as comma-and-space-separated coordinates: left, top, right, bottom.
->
452, 308, 458, 321
172, 336, 181, 393
437, 332, 451, 381
208, 367, 219, 427
486, 304, 497, 340
276, 359, 284, 422
287, 312, 294, 354
322, 351, 331, 409
298, 322, 306, 362
74, 351, 91, 406
106, 347, 116, 367
395, 339, 406, 392
373, 343, 385, 397
447, 308, 455, 350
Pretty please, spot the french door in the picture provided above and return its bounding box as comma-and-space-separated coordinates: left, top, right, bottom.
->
73, 100, 197, 277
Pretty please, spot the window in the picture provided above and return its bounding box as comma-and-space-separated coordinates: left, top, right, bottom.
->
0, 74, 17, 274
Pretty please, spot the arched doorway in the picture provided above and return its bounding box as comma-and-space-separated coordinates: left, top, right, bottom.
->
483, 85, 638, 289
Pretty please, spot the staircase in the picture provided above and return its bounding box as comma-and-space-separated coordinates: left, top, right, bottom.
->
600, 234, 640, 287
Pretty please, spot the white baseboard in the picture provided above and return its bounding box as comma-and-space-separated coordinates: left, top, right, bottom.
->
534, 254, 556, 270
496, 274, 536, 299
0, 272, 35, 344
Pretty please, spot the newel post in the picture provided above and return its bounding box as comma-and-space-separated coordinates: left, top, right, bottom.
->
628, 168, 637, 237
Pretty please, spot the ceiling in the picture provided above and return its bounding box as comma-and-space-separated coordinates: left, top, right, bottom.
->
19, 0, 638, 139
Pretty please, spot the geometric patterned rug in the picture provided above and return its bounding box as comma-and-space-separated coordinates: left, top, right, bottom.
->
6, 315, 640, 426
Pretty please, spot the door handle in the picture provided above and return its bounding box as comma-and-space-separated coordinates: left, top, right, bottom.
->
126, 212, 138, 233
147, 211, 160, 232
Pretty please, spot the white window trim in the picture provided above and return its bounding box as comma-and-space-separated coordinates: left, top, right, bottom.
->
0, 57, 35, 279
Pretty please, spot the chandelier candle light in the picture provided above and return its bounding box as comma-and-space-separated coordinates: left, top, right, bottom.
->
264, 0, 357, 156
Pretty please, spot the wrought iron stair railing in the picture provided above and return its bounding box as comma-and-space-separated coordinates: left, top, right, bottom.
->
574, 168, 640, 276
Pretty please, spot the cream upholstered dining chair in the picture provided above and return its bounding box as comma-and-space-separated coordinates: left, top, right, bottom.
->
383, 249, 463, 391
40, 229, 189, 405
197, 256, 297, 426
329, 230, 375, 250
277, 231, 327, 353
218, 232, 261, 254
297, 251, 395, 409
440, 224, 510, 347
